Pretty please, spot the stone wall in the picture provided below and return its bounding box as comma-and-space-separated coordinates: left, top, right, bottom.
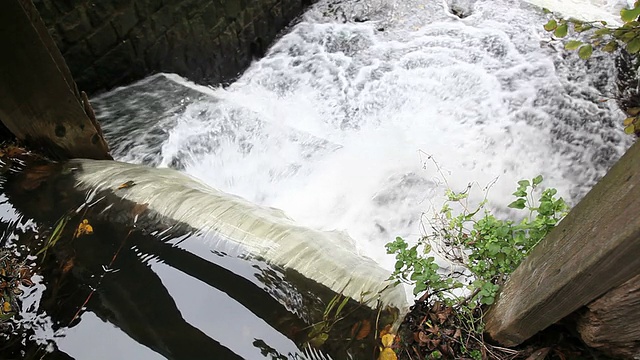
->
32, 0, 312, 93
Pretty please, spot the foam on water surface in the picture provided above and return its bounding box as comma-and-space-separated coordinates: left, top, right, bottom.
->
94, 0, 633, 297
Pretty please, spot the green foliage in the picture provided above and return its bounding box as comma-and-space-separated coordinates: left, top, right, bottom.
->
542, 1, 640, 59
542, 2, 640, 135
385, 175, 568, 309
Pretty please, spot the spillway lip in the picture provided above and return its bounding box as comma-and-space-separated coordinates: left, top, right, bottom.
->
69, 159, 409, 312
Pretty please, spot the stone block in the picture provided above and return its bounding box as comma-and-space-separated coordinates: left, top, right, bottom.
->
93, 40, 137, 87
58, 7, 92, 44
281, 0, 302, 21
86, 2, 115, 27
52, 0, 79, 14
145, 36, 169, 69
32, 0, 60, 22
179, 0, 206, 17
75, 66, 99, 93
269, 3, 285, 30
224, 0, 242, 20
62, 40, 93, 75
133, 0, 163, 19
36, 0, 315, 93
150, 6, 174, 34
111, 6, 139, 38
129, 20, 156, 56
201, 4, 226, 36
87, 23, 118, 56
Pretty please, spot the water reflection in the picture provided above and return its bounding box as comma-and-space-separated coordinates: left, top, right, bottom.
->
0, 155, 393, 359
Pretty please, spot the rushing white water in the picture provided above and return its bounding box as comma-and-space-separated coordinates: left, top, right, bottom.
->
94, 0, 632, 284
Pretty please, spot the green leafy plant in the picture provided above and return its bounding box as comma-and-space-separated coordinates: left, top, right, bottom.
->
540, 3, 640, 59
544, 0, 640, 136
386, 175, 568, 309
385, 171, 568, 358
541, 3, 640, 135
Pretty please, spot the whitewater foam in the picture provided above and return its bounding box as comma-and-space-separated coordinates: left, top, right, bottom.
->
94, 0, 632, 293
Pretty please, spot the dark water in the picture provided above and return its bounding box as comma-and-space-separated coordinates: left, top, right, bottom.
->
0, 157, 391, 360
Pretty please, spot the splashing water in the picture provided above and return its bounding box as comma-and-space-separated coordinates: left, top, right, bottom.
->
94, 0, 632, 277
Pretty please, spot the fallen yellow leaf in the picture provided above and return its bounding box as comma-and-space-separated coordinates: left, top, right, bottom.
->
378, 347, 397, 360
381, 333, 395, 348
74, 219, 94, 238
2, 301, 12, 313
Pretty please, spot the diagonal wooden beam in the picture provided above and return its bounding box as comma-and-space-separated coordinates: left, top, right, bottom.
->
0, 0, 111, 160
484, 139, 640, 346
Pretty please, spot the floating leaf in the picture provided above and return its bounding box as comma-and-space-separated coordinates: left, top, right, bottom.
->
578, 44, 593, 59
74, 219, 94, 238
543, 19, 557, 32
625, 124, 636, 134
565, 40, 583, 50
554, 23, 568, 37
351, 319, 371, 340
62, 258, 75, 274
117, 180, 136, 190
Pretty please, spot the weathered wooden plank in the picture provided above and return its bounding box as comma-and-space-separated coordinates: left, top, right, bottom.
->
484, 139, 640, 346
576, 273, 640, 359
0, 0, 111, 160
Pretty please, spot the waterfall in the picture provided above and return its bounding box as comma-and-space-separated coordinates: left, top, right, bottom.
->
94, 0, 633, 297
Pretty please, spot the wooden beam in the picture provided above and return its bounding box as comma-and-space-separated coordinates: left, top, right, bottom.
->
576, 273, 640, 359
0, 0, 111, 160
484, 139, 640, 346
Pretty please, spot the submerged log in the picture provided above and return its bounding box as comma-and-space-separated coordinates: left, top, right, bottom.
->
576, 274, 640, 359
0, 0, 111, 160
484, 139, 640, 346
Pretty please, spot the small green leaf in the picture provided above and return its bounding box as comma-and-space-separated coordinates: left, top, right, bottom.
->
533, 175, 544, 186
628, 37, 640, 53
621, 31, 637, 43
544, 19, 558, 32
625, 124, 636, 134
513, 189, 527, 197
594, 28, 611, 36
508, 199, 527, 209
578, 44, 593, 59
621, 7, 640, 22
554, 23, 568, 38
565, 40, 583, 50
602, 40, 619, 52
